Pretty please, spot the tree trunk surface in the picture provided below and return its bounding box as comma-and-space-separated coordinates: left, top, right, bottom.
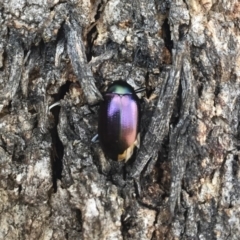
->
0, 0, 240, 239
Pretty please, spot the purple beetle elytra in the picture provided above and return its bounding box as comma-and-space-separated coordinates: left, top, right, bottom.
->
98, 80, 140, 162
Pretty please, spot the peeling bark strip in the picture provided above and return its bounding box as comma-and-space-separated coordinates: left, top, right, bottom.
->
65, 20, 103, 105
131, 39, 186, 178
168, 50, 195, 215
0, 32, 24, 112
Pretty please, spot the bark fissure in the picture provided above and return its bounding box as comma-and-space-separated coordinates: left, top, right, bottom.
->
50, 81, 71, 192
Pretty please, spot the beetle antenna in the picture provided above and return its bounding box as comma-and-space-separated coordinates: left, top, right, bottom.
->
134, 87, 146, 93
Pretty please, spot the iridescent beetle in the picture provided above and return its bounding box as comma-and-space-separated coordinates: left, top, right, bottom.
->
98, 80, 141, 162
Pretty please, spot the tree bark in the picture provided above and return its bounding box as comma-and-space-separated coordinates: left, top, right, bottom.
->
0, 0, 240, 239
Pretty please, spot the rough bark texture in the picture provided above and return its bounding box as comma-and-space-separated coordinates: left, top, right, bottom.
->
0, 0, 240, 239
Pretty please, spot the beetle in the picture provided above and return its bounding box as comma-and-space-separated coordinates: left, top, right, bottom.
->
98, 80, 141, 162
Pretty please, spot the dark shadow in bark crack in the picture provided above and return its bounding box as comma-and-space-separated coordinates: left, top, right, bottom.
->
50, 81, 71, 192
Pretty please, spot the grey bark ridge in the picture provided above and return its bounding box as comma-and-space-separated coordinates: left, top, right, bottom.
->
65, 19, 103, 105
130, 38, 187, 179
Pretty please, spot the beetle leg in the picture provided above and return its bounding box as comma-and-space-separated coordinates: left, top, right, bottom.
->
135, 133, 140, 148
91, 134, 99, 143
49, 101, 61, 111
125, 145, 135, 162
118, 145, 135, 162
118, 151, 127, 161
